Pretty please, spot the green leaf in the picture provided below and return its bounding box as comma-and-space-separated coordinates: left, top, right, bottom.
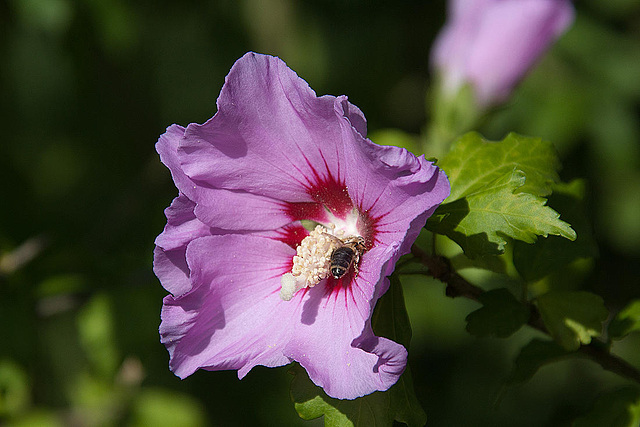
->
573, 386, 640, 427
465, 288, 530, 338
609, 300, 640, 340
290, 276, 426, 427
427, 169, 576, 258
439, 132, 561, 200
506, 339, 572, 385
513, 180, 598, 282
536, 291, 608, 351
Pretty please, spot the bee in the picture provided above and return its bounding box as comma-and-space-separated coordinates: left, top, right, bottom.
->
326, 235, 366, 279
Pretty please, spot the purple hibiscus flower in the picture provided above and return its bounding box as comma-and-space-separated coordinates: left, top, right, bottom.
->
431, 0, 575, 107
154, 52, 450, 399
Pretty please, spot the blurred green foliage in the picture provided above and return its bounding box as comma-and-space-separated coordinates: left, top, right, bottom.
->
1, 0, 639, 426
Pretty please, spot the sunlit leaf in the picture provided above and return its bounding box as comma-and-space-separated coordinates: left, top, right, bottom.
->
536, 291, 608, 351
439, 132, 561, 200
609, 300, 640, 340
573, 386, 640, 427
427, 169, 576, 258
465, 289, 529, 338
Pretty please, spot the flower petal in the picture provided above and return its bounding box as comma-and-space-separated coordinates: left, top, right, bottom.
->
154, 246, 191, 297
160, 234, 296, 379
157, 123, 296, 232
334, 98, 450, 255
285, 244, 407, 399
192, 189, 292, 231
154, 195, 211, 296
177, 53, 363, 203
155, 195, 210, 251
160, 233, 407, 399
156, 125, 196, 199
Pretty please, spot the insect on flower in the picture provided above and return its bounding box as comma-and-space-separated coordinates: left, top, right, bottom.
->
325, 234, 366, 279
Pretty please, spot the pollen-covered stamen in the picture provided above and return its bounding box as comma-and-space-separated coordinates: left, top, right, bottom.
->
280, 225, 338, 301
280, 223, 368, 301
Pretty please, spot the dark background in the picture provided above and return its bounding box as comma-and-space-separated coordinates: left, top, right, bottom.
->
1, 1, 639, 425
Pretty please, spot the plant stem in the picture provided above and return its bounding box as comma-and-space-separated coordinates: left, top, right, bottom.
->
410, 244, 640, 386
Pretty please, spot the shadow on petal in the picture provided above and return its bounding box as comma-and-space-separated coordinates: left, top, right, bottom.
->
300, 285, 323, 326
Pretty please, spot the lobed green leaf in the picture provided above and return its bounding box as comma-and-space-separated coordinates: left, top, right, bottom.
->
427, 169, 576, 258
439, 132, 561, 201
465, 288, 530, 338
535, 291, 608, 351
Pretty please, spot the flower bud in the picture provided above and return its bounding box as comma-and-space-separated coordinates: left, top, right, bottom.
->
431, 0, 575, 108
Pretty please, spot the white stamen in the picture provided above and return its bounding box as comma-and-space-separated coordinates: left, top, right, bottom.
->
279, 273, 304, 301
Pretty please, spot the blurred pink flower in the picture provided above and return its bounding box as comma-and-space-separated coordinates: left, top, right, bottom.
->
431, 0, 574, 107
